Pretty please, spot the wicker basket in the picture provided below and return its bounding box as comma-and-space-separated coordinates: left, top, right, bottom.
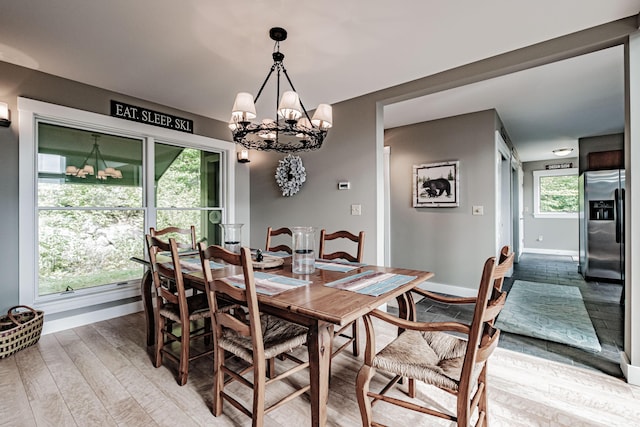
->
0, 305, 44, 359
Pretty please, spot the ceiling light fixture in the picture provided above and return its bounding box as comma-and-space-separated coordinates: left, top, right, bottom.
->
229, 27, 332, 153
0, 102, 10, 127
65, 134, 123, 180
552, 148, 574, 157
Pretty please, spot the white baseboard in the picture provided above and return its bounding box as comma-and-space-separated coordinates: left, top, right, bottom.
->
620, 351, 640, 386
418, 281, 478, 298
523, 248, 579, 257
386, 281, 478, 308
42, 301, 143, 335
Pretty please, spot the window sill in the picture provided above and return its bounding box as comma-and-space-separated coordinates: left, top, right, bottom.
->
31, 281, 141, 315
533, 213, 578, 219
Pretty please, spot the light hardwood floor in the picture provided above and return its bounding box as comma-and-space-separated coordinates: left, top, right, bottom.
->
2, 311, 640, 426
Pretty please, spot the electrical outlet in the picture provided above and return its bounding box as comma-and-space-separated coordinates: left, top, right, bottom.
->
351, 204, 362, 216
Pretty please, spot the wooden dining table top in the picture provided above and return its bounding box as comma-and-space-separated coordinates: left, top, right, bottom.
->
153, 253, 434, 328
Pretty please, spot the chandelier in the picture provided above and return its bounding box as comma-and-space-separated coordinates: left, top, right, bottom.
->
65, 134, 123, 180
229, 27, 332, 153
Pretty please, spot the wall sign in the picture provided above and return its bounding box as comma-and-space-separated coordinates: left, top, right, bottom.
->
545, 162, 573, 170
110, 100, 193, 133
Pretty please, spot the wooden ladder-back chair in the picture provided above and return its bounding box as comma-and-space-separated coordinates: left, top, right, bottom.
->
150, 225, 198, 250
265, 226, 293, 254
319, 229, 365, 358
199, 244, 310, 426
145, 235, 213, 386
356, 246, 514, 427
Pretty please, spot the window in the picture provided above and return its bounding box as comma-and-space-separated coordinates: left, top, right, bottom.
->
19, 98, 236, 314
37, 124, 144, 296
533, 168, 579, 218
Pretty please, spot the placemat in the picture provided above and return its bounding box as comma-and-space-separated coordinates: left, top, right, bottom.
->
325, 270, 417, 296
161, 256, 225, 273
223, 272, 311, 295
314, 259, 362, 272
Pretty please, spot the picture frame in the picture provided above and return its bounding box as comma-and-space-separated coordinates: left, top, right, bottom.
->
413, 160, 459, 207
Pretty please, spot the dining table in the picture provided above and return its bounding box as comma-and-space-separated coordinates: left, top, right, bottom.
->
132, 251, 434, 427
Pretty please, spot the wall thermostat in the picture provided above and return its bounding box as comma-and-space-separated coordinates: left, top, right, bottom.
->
338, 181, 350, 190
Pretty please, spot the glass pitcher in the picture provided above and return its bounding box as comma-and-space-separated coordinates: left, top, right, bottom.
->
219, 223, 243, 253
292, 226, 315, 274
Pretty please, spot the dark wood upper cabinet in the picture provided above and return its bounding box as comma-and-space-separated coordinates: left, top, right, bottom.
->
587, 150, 623, 170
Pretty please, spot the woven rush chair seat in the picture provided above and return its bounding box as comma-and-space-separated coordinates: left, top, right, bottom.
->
219, 313, 308, 362
158, 293, 210, 323
373, 330, 473, 391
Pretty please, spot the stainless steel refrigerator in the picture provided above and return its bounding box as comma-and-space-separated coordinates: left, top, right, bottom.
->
578, 169, 625, 282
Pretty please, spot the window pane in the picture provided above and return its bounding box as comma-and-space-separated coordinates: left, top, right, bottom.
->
155, 143, 221, 208
38, 123, 143, 207
38, 210, 145, 296
539, 175, 579, 213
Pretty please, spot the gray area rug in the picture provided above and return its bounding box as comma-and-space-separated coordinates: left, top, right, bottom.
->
495, 280, 601, 352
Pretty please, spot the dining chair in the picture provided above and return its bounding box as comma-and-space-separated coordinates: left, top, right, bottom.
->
149, 225, 198, 250
146, 234, 213, 386
265, 226, 293, 254
319, 229, 365, 357
355, 246, 514, 427
198, 244, 310, 425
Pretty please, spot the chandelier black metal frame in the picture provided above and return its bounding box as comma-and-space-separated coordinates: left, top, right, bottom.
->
229, 27, 332, 153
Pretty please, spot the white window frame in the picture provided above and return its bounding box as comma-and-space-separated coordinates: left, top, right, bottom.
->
18, 97, 236, 315
533, 168, 578, 219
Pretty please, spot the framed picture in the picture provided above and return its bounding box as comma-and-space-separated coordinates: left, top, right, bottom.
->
413, 161, 459, 207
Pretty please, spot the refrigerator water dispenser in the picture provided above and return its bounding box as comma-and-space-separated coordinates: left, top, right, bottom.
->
589, 200, 614, 220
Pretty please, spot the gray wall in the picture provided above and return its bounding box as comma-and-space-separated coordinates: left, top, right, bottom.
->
0, 61, 235, 313
522, 158, 579, 253
248, 95, 378, 262
385, 110, 498, 289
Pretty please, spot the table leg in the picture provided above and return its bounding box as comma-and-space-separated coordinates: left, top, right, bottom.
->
396, 291, 416, 322
307, 321, 333, 427
141, 269, 154, 347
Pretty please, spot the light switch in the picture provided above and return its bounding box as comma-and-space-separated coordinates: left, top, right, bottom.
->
351, 204, 362, 216
472, 205, 484, 216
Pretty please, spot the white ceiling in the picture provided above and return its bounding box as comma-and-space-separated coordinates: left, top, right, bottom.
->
1, 1, 638, 161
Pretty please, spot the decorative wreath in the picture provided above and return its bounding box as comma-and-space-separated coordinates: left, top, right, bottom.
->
275, 154, 306, 197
